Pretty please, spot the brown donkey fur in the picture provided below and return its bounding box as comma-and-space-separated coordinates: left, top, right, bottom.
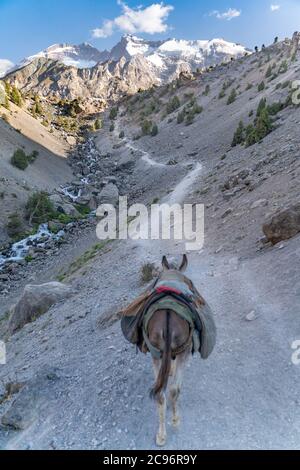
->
147, 255, 192, 447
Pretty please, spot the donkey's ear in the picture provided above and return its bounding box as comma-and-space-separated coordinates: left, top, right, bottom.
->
162, 256, 170, 271
179, 254, 188, 272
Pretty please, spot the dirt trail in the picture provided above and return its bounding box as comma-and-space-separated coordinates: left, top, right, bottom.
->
1, 120, 299, 450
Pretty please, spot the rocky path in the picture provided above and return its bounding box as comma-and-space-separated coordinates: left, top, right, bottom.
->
1, 109, 300, 450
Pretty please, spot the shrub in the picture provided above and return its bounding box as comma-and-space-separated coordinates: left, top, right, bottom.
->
27, 150, 39, 163
177, 110, 185, 124
119, 130, 125, 138
256, 98, 267, 117
218, 89, 226, 99
151, 123, 158, 137
185, 112, 195, 126
279, 60, 288, 74
95, 118, 102, 130
10, 86, 22, 107
166, 96, 180, 114
265, 65, 272, 78
258, 81, 265, 92
141, 263, 155, 283
109, 123, 115, 132
11, 149, 28, 170
203, 84, 210, 96
109, 107, 118, 120
25, 191, 55, 225
246, 83, 253, 90
6, 213, 23, 237
231, 121, 245, 147
227, 89, 237, 105
141, 120, 152, 135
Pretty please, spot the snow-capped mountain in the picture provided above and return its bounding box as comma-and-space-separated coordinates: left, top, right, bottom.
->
5, 34, 251, 113
0, 59, 14, 78
17, 43, 109, 70
107, 34, 250, 68
12, 34, 250, 74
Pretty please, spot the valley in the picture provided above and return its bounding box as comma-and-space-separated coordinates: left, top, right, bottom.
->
0, 32, 300, 450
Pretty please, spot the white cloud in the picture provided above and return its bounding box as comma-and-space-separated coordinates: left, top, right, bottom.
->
92, 1, 174, 38
0, 59, 14, 78
210, 8, 241, 21
270, 4, 280, 11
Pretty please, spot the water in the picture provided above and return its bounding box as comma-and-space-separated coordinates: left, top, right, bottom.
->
0, 223, 65, 269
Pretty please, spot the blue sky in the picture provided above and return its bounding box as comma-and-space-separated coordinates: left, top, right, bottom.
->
1, 0, 300, 63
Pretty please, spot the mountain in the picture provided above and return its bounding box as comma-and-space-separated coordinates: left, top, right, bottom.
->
4, 35, 251, 112
15, 43, 109, 70
0, 59, 14, 78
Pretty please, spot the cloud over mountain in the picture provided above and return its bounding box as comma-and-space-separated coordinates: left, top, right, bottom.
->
92, 1, 174, 38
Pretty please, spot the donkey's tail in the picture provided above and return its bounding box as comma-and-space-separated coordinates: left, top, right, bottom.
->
150, 310, 172, 400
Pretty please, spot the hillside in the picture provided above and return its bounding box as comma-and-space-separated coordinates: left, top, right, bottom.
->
4, 35, 250, 112
0, 102, 72, 245
0, 34, 300, 450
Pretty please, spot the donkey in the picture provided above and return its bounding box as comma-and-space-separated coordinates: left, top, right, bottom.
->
147, 254, 193, 447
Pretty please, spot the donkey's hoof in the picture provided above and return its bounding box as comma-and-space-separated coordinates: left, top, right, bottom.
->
172, 415, 180, 428
156, 433, 166, 447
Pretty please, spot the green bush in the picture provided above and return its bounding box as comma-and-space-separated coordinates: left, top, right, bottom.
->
177, 110, 185, 124
25, 191, 55, 225
27, 150, 39, 163
227, 89, 237, 105
75, 204, 91, 216
141, 120, 152, 135
231, 121, 245, 147
278, 60, 288, 74
151, 123, 158, 137
166, 96, 180, 114
265, 65, 272, 78
10, 86, 22, 107
11, 149, 28, 170
6, 213, 23, 237
109, 107, 118, 120
95, 118, 102, 130
258, 81, 265, 92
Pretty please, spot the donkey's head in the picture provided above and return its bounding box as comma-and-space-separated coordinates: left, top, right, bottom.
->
161, 254, 188, 273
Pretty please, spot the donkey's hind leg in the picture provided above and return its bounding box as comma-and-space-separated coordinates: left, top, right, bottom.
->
169, 353, 188, 428
153, 359, 167, 447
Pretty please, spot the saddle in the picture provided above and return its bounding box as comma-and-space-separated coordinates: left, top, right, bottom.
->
120, 269, 216, 360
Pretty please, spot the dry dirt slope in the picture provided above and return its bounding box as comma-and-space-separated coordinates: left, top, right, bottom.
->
0, 103, 73, 245
0, 37, 300, 449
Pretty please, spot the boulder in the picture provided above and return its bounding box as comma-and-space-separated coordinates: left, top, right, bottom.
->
98, 183, 119, 206
117, 154, 135, 171
8, 282, 74, 334
262, 203, 300, 245
61, 203, 81, 218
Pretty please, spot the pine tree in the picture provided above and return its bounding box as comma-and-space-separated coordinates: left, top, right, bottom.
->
255, 108, 272, 141
227, 88, 237, 105
10, 86, 22, 107
231, 121, 245, 147
151, 123, 158, 137
265, 65, 272, 78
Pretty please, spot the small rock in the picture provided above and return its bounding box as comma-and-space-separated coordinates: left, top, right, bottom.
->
246, 311, 257, 322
